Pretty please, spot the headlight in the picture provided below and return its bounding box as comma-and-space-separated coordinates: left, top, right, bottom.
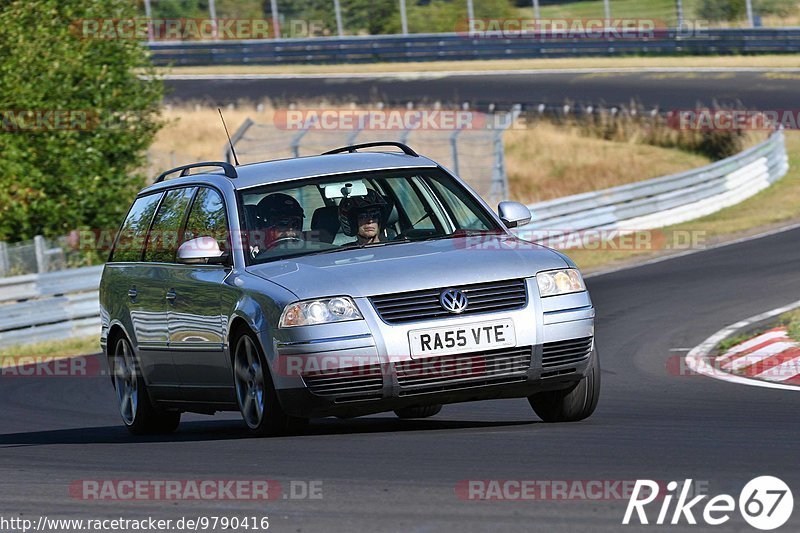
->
279, 296, 363, 328
536, 269, 585, 297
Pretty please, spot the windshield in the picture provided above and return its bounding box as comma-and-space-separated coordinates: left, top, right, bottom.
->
238, 168, 503, 265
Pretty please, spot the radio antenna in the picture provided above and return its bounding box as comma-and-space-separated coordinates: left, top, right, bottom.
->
218, 108, 240, 166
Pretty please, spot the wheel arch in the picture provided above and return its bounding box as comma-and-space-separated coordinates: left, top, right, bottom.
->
105, 321, 134, 387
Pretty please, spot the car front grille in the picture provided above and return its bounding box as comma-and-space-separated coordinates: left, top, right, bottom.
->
541, 337, 593, 377
370, 279, 527, 324
395, 346, 531, 395
302, 364, 384, 402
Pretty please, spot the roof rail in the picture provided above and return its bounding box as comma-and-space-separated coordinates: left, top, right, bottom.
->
322, 141, 419, 157
154, 161, 238, 183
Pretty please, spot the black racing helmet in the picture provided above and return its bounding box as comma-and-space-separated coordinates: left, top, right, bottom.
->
256, 193, 305, 230
338, 189, 389, 237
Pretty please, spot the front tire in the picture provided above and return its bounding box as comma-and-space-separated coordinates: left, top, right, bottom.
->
111, 337, 180, 435
232, 330, 307, 436
528, 347, 600, 422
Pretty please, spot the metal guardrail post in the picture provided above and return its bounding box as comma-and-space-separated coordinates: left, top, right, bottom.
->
488, 105, 521, 206
346, 124, 365, 145
334, 0, 344, 37
290, 115, 317, 158
745, 0, 755, 27
450, 126, 464, 177
399, 0, 408, 35
223, 117, 254, 163
0, 241, 7, 277
33, 235, 46, 273
269, 0, 281, 38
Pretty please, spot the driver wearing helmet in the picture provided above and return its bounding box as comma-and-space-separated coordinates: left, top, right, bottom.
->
338, 189, 390, 245
251, 193, 305, 256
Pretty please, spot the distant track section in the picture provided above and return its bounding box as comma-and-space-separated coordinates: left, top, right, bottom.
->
149, 29, 800, 67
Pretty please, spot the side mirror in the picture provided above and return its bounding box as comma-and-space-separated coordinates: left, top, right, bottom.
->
497, 201, 532, 229
177, 236, 229, 265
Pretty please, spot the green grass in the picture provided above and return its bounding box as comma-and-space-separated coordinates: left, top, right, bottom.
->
780, 309, 800, 342
518, 0, 700, 25
0, 335, 101, 363
717, 332, 755, 353
716, 308, 800, 354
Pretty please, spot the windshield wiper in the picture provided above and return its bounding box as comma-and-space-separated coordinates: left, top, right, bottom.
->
313, 237, 410, 255
408, 230, 504, 243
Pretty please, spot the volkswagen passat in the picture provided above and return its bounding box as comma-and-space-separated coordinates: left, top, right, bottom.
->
100, 142, 599, 435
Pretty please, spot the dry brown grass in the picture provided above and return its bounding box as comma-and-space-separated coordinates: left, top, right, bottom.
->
144, 107, 800, 275
146, 105, 273, 178
150, 105, 714, 202
504, 121, 711, 203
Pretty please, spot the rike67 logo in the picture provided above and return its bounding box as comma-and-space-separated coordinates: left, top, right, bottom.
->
623, 477, 793, 530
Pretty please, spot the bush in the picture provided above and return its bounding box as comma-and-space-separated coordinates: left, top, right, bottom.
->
756, 0, 798, 17
532, 107, 751, 161
0, 0, 164, 247
697, 0, 747, 21
693, 0, 797, 21
407, 0, 515, 34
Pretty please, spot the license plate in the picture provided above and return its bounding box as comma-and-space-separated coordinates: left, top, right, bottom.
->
408, 319, 516, 358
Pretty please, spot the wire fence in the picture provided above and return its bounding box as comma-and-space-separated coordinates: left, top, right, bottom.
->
225, 106, 521, 206
0, 107, 519, 278
136, 0, 796, 39
0, 235, 86, 278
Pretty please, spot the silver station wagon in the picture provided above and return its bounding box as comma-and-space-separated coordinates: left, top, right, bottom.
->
100, 142, 599, 435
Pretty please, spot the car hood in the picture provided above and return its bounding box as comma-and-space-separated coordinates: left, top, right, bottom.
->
246, 235, 568, 300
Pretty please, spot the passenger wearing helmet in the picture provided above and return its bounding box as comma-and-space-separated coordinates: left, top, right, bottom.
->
251, 193, 305, 255
338, 189, 390, 245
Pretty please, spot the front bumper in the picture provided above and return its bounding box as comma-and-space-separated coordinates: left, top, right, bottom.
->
265, 280, 595, 418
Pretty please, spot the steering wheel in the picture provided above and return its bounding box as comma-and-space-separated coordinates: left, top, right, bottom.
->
263, 236, 304, 250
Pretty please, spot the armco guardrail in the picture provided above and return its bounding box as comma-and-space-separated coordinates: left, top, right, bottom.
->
0, 266, 102, 348
518, 131, 789, 240
148, 28, 800, 66
0, 132, 790, 347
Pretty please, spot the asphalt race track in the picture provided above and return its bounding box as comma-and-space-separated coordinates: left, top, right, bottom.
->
1, 226, 799, 532
164, 70, 800, 110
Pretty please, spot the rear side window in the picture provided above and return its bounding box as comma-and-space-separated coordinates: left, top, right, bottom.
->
110, 193, 163, 263
183, 187, 229, 251
143, 187, 196, 263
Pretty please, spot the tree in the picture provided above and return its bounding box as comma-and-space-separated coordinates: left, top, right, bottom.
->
0, 0, 164, 245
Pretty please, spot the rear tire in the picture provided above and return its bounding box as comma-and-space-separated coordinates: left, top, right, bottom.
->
528, 347, 600, 423
111, 337, 181, 435
394, 404, 443, 419
232, 330, 307, 436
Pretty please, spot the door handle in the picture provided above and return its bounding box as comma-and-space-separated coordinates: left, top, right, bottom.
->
165, 289, 177, 302
128, 288, 137, 300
